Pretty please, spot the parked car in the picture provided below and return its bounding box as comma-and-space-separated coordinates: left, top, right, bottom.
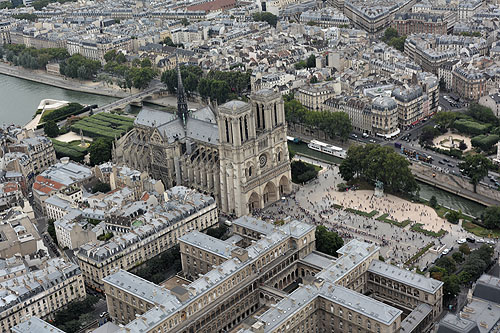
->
457, 239, 466, 244
442, 249, 450, 255
466, 237, 475, 243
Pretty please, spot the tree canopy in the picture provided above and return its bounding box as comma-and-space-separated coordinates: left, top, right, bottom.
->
44, 120, 59, 138
291, 160, 318, 184
252, 12, 278, 27
88, 138, 112, 166
458, 154, 493, 192
284, 99, 352, 141
381, 28, 406, 52
59, 54, 101, 80
315, 225, 344, 257
339, 144, 418, 195
481, 206, 500, 229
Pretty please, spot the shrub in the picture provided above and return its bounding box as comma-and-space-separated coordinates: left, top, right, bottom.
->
453, 118, 491, 135
471, 134, 500, 152
291, 160, 318, 183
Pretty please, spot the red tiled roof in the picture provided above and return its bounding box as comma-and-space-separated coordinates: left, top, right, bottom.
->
2, 182, 19, 193
187, 0, 235, 12
141, 192, 150, 201
33, 176, 64, 194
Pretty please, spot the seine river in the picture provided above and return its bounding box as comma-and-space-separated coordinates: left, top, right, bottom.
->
0, 73, 118, 126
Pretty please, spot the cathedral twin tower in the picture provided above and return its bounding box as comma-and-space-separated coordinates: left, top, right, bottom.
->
114, 79, 291, 216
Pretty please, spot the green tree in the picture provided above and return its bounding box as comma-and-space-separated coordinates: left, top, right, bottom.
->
434, 256, 457, 275
429, 195, 438, 208
140, 58, 152, 68
181, 18, 189, 26
459, 141, 467, 150
339, 144, 418, 195
315, 225, 344, 256
92, 182, 111, 193
291, 160, 318, 183
88, 138, 112, 166
434, 111, 457, 129
310, 76, 318, 84
459, 243, 471, 255
442, 274, 461, 301
446, 210, 461, 224
252, 12, 278, 27
44, 120, 59, 138
306, 54, 316, 68
458, 154, 493, 192
419, 125, 440, 145
467, 103, 498, 125
47, 218, 58, 245
482, 205, 500, 229
12, 13, 38, 21
163, 36, 176, 47
206, 225, 229, 240
452, 251, 464, 263
382, 28, 398, 42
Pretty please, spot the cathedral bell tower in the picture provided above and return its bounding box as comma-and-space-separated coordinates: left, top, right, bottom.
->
218, 89, 291, 216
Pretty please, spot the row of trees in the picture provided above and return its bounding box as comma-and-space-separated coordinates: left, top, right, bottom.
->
53, 296, 99, 332
284, 98, 352, 141
339, 144, 419, 195
103, 50, 156, 90
252, 12, 278, 27
161, 65, 250, 103
59, 54, 101, 80
430, 244, 494, 302
1, 44, 69, 70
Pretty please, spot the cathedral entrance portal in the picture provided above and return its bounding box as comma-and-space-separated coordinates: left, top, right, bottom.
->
279, 176, 290, 196
248, 192, 261, 211
263, 182, 277, 206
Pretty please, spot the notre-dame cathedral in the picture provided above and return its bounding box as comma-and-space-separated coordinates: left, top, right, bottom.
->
113, 65, 291, 216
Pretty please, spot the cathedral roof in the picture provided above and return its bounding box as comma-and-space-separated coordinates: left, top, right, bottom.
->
186, 118, 219, 145
134, 108, 176, 128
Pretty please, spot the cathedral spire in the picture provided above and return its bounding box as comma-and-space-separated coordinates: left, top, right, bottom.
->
176, 54, 188, 126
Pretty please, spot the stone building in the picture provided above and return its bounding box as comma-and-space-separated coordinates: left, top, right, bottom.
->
114, 64, 291, 217
371, 96, 400, 138
296, 83, 339, 111
393, 12, 448, 36
76, 186, 217, 291
103, 217, 443, 333
0, 258, 86, 332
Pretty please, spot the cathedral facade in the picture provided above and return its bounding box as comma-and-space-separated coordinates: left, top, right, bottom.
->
113, 71, 291, 216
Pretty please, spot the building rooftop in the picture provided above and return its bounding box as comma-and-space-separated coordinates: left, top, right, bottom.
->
179, 230, 237, 258
300, 251, 335, 269
12, 316, 64, 333
103, 270, 180, 306
368, 260, 443, 294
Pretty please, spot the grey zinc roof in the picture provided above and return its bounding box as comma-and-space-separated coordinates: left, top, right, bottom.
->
134, 108, 176, 128
437, 314, 480, 333
400, 303, 432, 332
12, 317, 64, 333
103, 270, 180, 306
301, 251, 335, 269
368, 260, 443, 294
258, 281, 402, 332
220, 100, 249, 112
233, 216, 276, 236
186, 118, 219, 144
179, 230, 237, 258
372, 96, 397, 110
472, 274, 500, 304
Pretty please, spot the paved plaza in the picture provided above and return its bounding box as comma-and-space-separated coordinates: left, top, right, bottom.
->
263, 160, 490, 269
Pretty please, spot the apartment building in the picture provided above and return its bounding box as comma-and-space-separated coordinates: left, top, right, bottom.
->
0, 258, 86, 333
67, 35, 133, 63
323, 96, 373, 134
7, 136, 56, 175
371, 96, 400, 137
32, 159, 93, 212
0, 207, 41, 258
453, 64, 487, 101
393, 12, 447, 36
105, 217, 442, 333
392, 85, 424, 128
76, 186, 217, 291
55, 210, 102, 250
12, 316, 64, 333
296, 83, 339, 110
0, 182, 23, 212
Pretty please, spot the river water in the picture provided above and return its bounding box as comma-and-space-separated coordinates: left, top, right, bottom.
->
0, 73, 118, 126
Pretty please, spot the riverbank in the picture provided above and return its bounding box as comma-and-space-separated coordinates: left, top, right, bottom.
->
0, 61, 130, 98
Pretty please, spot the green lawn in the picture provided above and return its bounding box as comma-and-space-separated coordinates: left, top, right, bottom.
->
462, 221, 500, 238
376, 214, 411, 228
345, 208, 378, 218
411, 223, 447, 237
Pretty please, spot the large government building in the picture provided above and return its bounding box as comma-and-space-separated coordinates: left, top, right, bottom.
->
102, 217, 443, 333
113, 65, 291, 217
